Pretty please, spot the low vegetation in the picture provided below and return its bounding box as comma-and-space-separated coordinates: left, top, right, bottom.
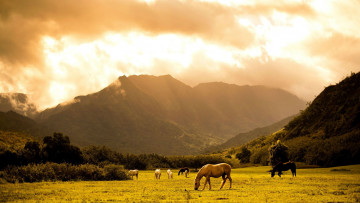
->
0, 163, 129, 183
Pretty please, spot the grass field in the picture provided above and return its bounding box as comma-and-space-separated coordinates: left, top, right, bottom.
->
1, 165, 360, 202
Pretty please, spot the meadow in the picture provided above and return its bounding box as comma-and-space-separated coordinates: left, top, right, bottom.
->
1, 164, 360, 202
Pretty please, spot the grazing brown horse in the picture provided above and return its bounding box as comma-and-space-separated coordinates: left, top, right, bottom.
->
271, 161, 296, 177
194, 163, 232, 190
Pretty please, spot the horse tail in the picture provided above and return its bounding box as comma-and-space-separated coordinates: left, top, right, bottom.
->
186, 168, 189, 173
178, 170, 181, 176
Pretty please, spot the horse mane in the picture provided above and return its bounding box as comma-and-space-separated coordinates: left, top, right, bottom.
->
195, 165, 207, 180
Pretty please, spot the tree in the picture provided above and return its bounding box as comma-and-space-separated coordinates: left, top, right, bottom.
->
22, 141, 41, 164
236, 147, 251, 163
42, 133, 83, 164
268, 140, 289, 167
0, 150, 19, 169
82, 145, 120, 165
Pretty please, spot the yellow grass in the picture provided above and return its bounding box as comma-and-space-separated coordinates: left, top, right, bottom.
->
1, 165, 360, 202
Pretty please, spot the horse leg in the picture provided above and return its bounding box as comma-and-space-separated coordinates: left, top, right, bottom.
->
220, 175, 227, 189
136, 174, 138, 180
228, 176, 232, 189
208, 178, 211, 190
202, 178, 208, 190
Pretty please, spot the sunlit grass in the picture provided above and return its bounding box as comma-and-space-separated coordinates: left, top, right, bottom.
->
1, 165, 359, 202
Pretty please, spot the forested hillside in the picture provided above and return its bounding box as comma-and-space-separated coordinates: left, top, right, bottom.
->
230, 72, 360, 167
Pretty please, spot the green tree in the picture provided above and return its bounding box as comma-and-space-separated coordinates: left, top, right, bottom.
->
236, 147, 251, 163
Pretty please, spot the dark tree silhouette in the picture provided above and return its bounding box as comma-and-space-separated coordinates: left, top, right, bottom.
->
0, 150, 19, 169
22, 141, 41, 164
42, 133, 83, 164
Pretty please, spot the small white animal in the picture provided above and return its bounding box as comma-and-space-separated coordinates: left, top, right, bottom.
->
167, 169, 173, 179
128, 169, 139, 180
155, 169, 161, 179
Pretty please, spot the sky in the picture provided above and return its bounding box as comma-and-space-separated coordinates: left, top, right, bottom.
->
0, 0, 359, 110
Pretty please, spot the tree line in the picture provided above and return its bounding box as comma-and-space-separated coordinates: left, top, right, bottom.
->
0, 132, 230, 183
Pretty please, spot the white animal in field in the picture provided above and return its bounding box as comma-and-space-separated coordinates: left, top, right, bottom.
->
167, 169, 173, 179
128, 169, 139, 180
155, 169, 161, 179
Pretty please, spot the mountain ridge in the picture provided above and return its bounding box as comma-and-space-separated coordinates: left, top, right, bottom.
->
2, 74, 306, 154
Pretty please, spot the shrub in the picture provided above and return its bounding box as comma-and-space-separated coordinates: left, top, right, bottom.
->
103, 164, 129, 180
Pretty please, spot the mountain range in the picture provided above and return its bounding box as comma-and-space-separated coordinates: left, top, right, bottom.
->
1, 75, 306, 154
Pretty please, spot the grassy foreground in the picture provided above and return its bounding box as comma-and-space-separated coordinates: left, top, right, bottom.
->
1, 165, 360, 202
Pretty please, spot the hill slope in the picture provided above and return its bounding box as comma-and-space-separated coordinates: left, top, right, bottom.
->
204, 115, 296, 153
230, 72, 360, 166
0, 111, 43, 152
0, 111, 51, 139
37, 75, 305, 154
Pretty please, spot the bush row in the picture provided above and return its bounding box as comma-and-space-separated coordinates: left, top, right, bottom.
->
0, 163, 129, 183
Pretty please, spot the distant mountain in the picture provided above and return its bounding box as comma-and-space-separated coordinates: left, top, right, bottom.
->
37, 75, 306, 154
127, 75, 305, 138
191, 82, 304, 137
0, 110, 46, 152
230, 72, 360, 167
203, 115, 296, 153
0, 93, 37, 117
0, 111, 51, 139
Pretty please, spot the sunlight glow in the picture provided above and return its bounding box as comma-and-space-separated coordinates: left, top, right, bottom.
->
41, 32, 246, 108
42, 32, 244, 73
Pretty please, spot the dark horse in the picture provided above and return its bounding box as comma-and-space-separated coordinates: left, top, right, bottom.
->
271, 161, 296, 177
178, 167, 190, 176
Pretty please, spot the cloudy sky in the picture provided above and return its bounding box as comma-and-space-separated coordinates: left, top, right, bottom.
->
1, 0, 359, 110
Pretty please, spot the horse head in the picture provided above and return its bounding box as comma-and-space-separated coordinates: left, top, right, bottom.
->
194, 178, 201, 190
